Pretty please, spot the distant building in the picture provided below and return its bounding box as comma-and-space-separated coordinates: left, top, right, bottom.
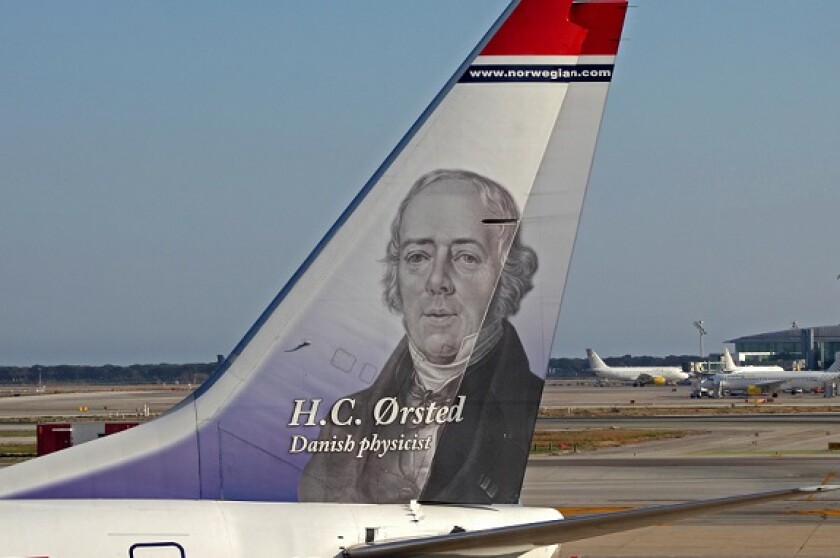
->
727, 325, 840, 370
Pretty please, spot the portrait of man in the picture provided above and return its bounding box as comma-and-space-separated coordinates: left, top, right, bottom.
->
299, 169, 542, 504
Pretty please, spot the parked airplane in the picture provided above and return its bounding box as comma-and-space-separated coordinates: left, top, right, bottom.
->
699, 366, 840, 398
693, 349, 840, 397
721, 347, 784, 373
698, 370, 840, 398
0, 1, 835, 556
587, 348, 689, 385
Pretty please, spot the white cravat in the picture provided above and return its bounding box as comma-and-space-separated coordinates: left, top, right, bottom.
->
401, 321, 505, 491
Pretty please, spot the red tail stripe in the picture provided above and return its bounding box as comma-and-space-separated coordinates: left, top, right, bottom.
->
481, 0, 627, 57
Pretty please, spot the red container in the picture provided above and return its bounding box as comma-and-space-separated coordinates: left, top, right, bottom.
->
37, 422, 139, 456
36, 423, 72, 456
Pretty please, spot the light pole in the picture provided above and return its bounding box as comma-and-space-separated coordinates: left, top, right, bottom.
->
693, 320, 707, 358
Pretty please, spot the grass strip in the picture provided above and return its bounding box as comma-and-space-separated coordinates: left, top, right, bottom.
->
530, 428, 693, 453
0, 429, 35, 437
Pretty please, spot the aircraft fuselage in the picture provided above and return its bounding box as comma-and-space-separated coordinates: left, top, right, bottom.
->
0, 500, 560, 557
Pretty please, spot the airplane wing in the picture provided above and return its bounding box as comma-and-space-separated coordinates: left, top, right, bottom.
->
345, 486, 839, 557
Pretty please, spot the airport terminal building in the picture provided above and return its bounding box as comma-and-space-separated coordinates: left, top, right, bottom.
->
727, 325, 840, 370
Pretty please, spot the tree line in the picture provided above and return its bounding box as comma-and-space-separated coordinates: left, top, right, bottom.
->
0, 363, 217, 385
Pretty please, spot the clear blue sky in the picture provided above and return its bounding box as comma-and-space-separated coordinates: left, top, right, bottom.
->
2, 1, 839, 366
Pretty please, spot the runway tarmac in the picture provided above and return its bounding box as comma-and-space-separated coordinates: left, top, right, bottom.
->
1, 381, 839, 556
528, 455, 840, 558
528, 384, 840, 557
0, 385, 192, 419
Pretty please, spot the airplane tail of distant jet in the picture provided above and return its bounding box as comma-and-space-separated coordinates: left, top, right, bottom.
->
586, 348, 609, 370
0, 0, 628, 505
721, 347, 738, 372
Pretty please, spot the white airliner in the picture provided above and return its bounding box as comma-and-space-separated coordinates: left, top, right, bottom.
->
0, 1, 835, 556
587, 348, 689, 385
700, 351, 840, 398
699, 370, 840, 398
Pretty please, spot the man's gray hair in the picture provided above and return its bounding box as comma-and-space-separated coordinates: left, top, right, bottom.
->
382, 169, 538, 321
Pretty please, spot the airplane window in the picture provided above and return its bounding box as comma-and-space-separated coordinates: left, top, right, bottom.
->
129, 542, 186, 558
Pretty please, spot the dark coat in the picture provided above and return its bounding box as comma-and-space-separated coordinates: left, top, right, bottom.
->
299, 320, 544, 504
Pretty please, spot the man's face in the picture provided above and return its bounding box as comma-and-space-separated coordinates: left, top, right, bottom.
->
397, 180, 504, 365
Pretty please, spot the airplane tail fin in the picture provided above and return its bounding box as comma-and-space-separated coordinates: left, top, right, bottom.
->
0, 0, 628, 505
586, 348, 609, 370
721, 348, 737, 372
826, 358, 840, 372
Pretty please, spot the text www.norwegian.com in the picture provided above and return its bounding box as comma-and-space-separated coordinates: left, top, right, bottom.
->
460, 65, 613, 83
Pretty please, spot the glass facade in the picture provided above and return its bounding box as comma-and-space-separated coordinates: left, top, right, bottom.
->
736, 341, 800, 355
732, 328, 840, 369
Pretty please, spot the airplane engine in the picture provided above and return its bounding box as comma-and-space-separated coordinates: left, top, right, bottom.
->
746, 385, 763, 396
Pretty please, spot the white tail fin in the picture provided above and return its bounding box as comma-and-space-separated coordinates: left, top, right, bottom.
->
721, 347, 737, 372
586, 348, 609, 370
0, 0, 628, 505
